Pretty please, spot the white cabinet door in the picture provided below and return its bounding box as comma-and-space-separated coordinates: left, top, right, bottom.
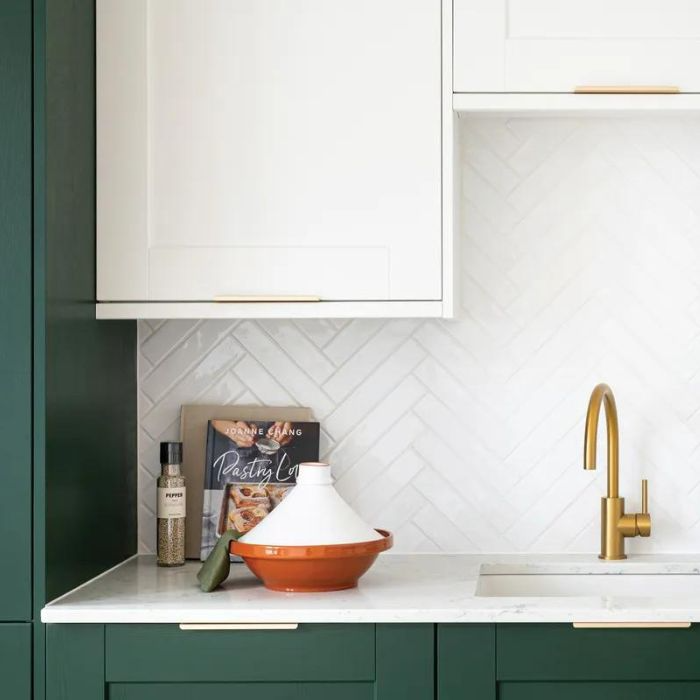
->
97, 0, 442, 302
454, 0, 700, 92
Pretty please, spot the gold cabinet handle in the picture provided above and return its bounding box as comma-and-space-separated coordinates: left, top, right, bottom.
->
574, 86, 680, 94
179, 623, 299, 631
573, 622, 691, 629
213, 295, 321, 303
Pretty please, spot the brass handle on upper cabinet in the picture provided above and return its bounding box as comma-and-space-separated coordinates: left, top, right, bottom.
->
213, 295, 321, 303
179, 623, 299, 631
573, 622, 691, 629
574, 86, 680, 94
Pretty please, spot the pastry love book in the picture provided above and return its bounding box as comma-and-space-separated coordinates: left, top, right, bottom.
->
200, 419, 320, 560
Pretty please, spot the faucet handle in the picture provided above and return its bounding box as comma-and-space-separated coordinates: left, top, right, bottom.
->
637, 479, 651, 537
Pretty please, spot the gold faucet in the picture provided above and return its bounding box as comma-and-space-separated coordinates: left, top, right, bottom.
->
583, 383, 651, 560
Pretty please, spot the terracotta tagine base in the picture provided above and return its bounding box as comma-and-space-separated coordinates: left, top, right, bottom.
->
231, 529, 393, 592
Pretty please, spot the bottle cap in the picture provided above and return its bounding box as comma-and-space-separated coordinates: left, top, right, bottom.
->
160, 441, 183, 465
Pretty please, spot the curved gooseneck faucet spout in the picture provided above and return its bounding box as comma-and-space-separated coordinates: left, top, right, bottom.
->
584, 383, 619, 498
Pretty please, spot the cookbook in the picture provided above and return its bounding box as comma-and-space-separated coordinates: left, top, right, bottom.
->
200, 419, 320, 559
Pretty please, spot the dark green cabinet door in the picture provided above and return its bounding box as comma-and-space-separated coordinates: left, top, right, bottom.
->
106, 624, 375, 683
0, 0, 32, 622
497, 624, 700, 681
376, 623, 434, 700
109, 683, 373, 700
0, 623, 31, 698
500, 682, 700, 700
47, 625, 105, 700
49, 624, 435, 700
438, 623, 700, 698
437, 624, 495, 700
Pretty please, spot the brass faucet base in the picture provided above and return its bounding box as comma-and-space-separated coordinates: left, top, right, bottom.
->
600, 497, 627, 560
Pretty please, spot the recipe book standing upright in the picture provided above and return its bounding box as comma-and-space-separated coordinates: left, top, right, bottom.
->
200, 418, 320, 560
180, 404, 313, 559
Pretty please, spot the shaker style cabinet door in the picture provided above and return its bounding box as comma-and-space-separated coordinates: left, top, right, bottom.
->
0, 624, 31, 699
97, 0, 442, 302
0, 0, 32, 622
454, 0, 700, 92
47, 624, 434, 700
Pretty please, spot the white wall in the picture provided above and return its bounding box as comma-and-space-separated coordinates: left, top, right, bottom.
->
138, 116, 700, 554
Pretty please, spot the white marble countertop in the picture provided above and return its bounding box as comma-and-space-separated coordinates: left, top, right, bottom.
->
41, 553, 700, 624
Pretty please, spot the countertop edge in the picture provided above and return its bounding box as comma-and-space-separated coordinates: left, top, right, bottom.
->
40, 608, 700, 624
40, 553, 700, 625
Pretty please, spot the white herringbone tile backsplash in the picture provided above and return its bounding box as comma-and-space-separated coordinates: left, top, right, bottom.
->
138, 117, 700, 555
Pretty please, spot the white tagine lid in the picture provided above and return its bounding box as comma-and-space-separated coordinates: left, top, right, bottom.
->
238, 462, 384, 546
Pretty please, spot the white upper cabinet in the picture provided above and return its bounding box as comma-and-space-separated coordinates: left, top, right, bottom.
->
454, 0, 700, 92
97, 0, 446, 315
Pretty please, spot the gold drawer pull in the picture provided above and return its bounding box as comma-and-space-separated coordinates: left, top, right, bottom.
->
573, 622, 691, 629
213, 295, 320, 303
179, 623, 299, 631
574, 86, 680, 94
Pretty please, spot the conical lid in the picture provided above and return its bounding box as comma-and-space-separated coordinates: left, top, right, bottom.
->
239, 462, 383, 546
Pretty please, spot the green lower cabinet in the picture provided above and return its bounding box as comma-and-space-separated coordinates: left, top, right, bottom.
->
45, 621, 700, 699
497, 623, 700, 682
499, 682, 700, 700
46, 623, 434, 700
105, 624, 375, 683
438, 624, 495, 700
438, 623, 700, 699
0, 623, 31, 699
109, 683, 373, 700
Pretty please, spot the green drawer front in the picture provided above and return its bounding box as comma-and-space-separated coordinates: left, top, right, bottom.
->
109, 683, 373, 700
498, 624, 700, 681
106, 624, 375, 683
500, 682, 700, 700
0, 623, 31, 699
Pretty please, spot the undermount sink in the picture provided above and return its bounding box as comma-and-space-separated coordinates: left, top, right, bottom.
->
476, 563, 700, 598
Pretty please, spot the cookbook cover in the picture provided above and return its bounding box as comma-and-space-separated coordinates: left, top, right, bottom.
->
200, 419, 320, 559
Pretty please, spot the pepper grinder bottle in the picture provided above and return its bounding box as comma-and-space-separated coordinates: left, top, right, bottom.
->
157, 441, 186, 567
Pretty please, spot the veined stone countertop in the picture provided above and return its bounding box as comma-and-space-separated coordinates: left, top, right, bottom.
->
41, 553, 700, 624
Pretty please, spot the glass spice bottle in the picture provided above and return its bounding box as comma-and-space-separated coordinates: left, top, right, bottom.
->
157, 441, 186, 566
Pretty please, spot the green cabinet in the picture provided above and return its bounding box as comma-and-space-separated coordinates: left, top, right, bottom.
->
438, 624, 495, 700
497, 623, 700, 682
41, 619, 700, 699
499, 682, 700, 700
0, 0, 138, 694
109, 684, 374, 700
106, 624, 375, 683
438, 623, 700, 699
47, 624, 434, 700
0, 624, 31, 698
0, 0, 32, 624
